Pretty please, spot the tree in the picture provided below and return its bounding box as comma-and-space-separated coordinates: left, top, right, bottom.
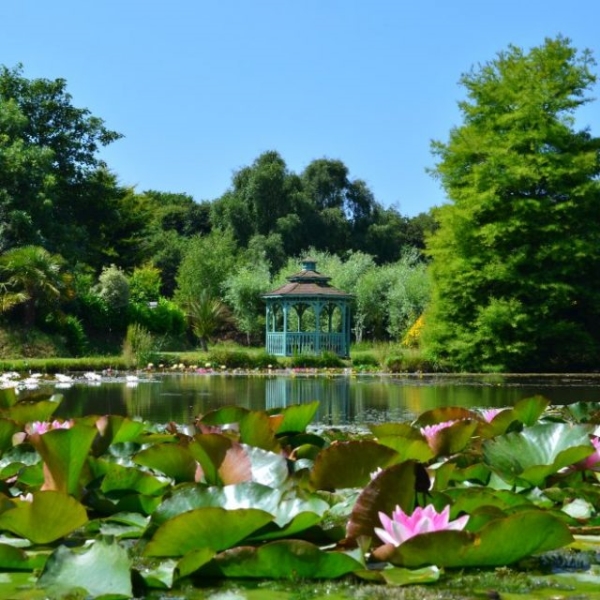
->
0, 245, 73, 327
186, 290, 231, 351
0, 65, 122, 262
223, 259, 271, 345
424, 37, 600, 372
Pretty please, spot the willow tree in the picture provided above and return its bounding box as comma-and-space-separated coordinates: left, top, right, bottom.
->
425, 37, 600, 372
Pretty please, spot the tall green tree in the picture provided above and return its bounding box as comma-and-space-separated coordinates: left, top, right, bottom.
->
425, 37, 600, 372
0, 65, 123, 262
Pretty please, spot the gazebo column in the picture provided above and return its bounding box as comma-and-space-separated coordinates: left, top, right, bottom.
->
314, 301, 322, 354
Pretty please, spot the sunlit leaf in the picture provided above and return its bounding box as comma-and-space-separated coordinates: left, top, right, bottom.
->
483, 423, 594, 486
6, 400, 59, 424
414, 406, 479, 426
176, 547, 216, 579
380, 565, 441, 586
37, 537, 132, 598
99, 460, 171, 496
0, 418, 20, 455
198, 405, 249, 426
0, 491, 87, 544
189, 433, 232, 485
511, 395, 550, 426
272, 401, 320, 434
144, 507, 273, 557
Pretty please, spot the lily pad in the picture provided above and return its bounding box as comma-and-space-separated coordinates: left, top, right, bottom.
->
373, 510, 573, 568
134, 442, 198, 483
310, 440, 398, 490
200, 539, 363, 579
0, 491, 87, 544
144, 507, 273, 557
37, 537, 132, 598
483, 422, 594, 487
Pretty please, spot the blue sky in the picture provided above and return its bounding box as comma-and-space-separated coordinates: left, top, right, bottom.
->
2, 1, 599, 216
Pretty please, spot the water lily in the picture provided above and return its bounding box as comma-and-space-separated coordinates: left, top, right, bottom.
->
574, 436, 600, 472
420, 420, 457, 444
480, 408, 505, 422
26, 420, 74, 435
375, 504, 469, 547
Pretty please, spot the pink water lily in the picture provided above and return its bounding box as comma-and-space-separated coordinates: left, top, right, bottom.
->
574, 436, 600, 472
26, 420, 74, 435
420, 420, 457, 443
375, 504, 469, 547
480, 408, 505, 423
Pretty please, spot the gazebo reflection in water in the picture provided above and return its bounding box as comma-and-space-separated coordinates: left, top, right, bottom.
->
265, 376, 351, 425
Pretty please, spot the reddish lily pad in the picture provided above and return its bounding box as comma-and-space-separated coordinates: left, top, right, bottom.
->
310, 440, 398, 490
134, 442, 198, 483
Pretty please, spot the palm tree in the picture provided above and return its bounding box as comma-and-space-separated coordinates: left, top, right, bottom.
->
0, 246, 73, 327
185, 290, 230, 351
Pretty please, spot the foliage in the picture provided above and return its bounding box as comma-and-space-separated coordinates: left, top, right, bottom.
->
425, 37, 600, 372
128, 263, 162, 304
95, 264, 129, 309
0, 64, 123, 265
223, 258, 271, 345
0, 387, 597, 597
128, 297, 185, 336
185, 290, 231, 351
122, 323, 156, 367
0, 245, 74, 327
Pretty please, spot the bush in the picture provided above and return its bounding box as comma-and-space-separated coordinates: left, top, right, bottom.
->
289, 352, 345, 369
61, 316, 88, 357
122, 324, 157, 368
128, 298, 186, 336
351, 352, 380, 369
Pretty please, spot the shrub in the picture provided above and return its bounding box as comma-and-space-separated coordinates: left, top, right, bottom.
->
123, 324, 156, 368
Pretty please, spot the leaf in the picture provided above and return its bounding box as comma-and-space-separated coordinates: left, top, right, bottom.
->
37, 537, 132, 598
0, 491, 87, 544
380, 565, 441, 586
310, 440, 398, 490
189, 433, 232, 485
512, 395, 550, 426
373, 510, 573, 568
483, 423, 594, 486
239, 410, 280, 451
99, 460, 171, 496
144, 507, 273, 557
199, 405, 249, 426
200, 540, 363, 579
28, 423, 97, 496
0, 419, 20, 456
346, 461, 420, 540
272, 401, 320, 434
7, 400, 59, 424
134, 442, 198, 483
414, 406, 479, 426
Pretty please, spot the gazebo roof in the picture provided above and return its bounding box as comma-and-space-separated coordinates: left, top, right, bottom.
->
262, 259, 353, 299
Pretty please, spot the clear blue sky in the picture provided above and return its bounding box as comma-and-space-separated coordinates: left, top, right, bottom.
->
2, 1, 599, 216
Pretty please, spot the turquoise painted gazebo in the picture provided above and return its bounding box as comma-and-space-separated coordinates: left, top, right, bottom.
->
262, 259, 353, 357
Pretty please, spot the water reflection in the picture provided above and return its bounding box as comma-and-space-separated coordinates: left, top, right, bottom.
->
53, 373, 600, 427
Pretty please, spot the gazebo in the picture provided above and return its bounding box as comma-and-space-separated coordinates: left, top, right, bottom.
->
262, 258, 353, 357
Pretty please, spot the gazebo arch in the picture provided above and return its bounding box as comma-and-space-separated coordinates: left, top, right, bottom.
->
262, 259, 353, 357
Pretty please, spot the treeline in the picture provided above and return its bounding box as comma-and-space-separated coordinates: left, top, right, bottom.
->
0, 64, 433, 357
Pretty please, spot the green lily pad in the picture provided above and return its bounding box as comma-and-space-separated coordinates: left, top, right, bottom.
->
28, 423, 97, 496
37, 537, 132, 598
239, 410, 279, 451
373, 510, 573, 568
483, 422, 594, 487
134, 442, 198, 483
200, 539, 363, 579
7, 400, 59, 425
189, 433, 232, 485
0, 419, 20, 456
98, 460, 171, 496
144, 507, 273, 557
271, 401, 319, 434
0, 491, 87, 544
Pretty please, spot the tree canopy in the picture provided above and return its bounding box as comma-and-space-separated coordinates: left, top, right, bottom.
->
424, 36, 600, 372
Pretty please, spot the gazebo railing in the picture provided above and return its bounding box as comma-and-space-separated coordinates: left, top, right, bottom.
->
266, 332, 348, 357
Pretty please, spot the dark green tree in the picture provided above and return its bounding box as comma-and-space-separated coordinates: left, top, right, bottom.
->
424, 37, 600, 372
0, 65, 122, 262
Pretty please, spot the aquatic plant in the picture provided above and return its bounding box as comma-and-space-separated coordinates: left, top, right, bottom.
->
0, 385, 598, 597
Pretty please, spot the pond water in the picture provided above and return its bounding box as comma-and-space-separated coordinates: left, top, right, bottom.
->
53, 372, 600, 426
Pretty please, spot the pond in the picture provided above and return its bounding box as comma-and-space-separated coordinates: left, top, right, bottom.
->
53, 371, 600, 426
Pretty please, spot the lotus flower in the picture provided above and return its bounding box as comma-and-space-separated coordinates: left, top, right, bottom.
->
574, 436, 600, 472
26, 420, 73, 435
375, 504, 469, 547
480, 408, 505, 423
420, 420, 457, 444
